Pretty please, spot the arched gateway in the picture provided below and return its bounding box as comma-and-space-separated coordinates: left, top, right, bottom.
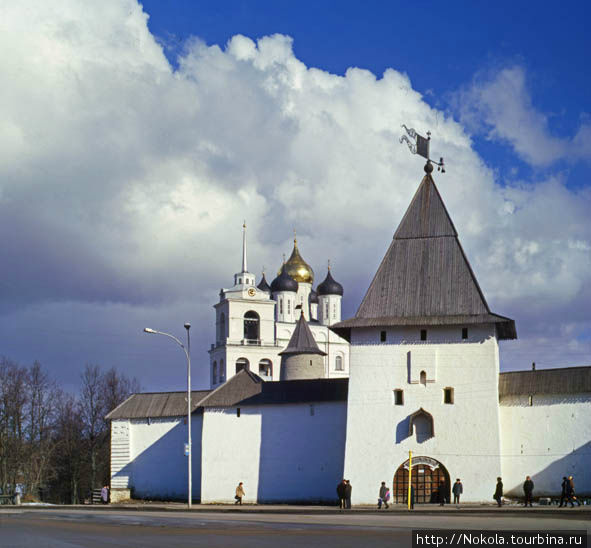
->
393, 456, 450, 504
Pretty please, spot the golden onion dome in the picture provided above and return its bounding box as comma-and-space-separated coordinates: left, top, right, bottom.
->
278, 238, 314, 284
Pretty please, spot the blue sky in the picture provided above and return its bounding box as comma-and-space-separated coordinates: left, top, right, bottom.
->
0, 1, 590, 392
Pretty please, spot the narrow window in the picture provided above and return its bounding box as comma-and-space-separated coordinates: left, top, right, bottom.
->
380, 330, 387, 342
420, 329, 427, 341
462, 327, 468, 340
287, 300, 291, 315
280, 299, 283, 314
443, 387, 454, 404
219, 313, 226, 343
325, 302, 329, 318
333, 303, 336, 319
236, 408, 241, 417
528, 395, 533, 406
335, 355, 343, 371
394, 389, 404, 405
420, 371, 427, 386
213, 361, 218, 384
309, 359, 313, 366
310, 405, 315, 416
220, 359, 225, 382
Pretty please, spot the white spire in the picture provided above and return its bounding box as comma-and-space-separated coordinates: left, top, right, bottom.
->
242, 221, 247, 273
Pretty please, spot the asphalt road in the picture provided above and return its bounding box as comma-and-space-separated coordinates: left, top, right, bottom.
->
1, 508, 589, 548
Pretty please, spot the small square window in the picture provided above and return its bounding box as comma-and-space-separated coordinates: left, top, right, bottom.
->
462, 328, 468, 339
237, 408, 241, 417
394, 389, 404, 405
420, 329, 427, 341
443, 387, 454, 404
380, 331, 387, 342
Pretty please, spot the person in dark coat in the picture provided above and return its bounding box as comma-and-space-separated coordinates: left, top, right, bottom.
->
336, 480, 347, 509
494, 477, 503, 507
344, 480, 352, 509
523, 476, 534, 507
559, 477, 568, 507
438, 482, 446, 506
452, 479, 463, 504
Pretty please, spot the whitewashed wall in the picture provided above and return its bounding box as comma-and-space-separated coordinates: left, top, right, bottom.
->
344, 324, 503, 503
500, 393, 591, 496
201, 402, 347, 503
111, 414, 203, 501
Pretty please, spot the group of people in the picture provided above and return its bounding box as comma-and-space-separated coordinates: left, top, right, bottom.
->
559, 476, 581, 508
336, 479, 352, 509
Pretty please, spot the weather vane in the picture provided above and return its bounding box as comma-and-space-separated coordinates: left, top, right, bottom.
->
400, 125, 445, 173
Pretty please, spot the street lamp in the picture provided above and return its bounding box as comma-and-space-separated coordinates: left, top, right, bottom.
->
143, 324, 192, 509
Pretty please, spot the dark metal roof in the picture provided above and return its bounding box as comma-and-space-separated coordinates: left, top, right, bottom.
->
200, 371, 348, 408
332, 174, 516, 340
279, 312, 326, 356
499, 366, 591, 397
257, 273, 271, 292
105, 390, 211, 419
317, 269, 344, 296
270, 265, 298, 293
199, 369, 263, 407
309, 289, 319, 304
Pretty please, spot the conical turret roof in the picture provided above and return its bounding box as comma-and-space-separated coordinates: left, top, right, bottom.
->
279, 312, 327, 356
257, 272, 271, 292
332, 173, 516, 340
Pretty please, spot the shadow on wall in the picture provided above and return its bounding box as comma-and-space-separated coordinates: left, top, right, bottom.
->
112, 417, 203, 502
504, 441, 591, 497
256, 404, 347, 504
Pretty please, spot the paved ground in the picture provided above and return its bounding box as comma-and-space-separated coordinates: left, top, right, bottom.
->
1, 506, 589, 548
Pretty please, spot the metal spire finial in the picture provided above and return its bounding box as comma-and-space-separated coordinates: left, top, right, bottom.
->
293, 228, 297, 246
327, 259, 331, 271
400, 125, 445, 174
241, 221, 248, 273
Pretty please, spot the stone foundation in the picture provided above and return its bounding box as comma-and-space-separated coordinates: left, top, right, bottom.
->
110, 488, 131, 503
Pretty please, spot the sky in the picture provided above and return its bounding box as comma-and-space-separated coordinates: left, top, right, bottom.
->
1, 1, 590, 393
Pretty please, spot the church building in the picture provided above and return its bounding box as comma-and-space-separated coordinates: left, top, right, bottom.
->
106, 163, 591, 504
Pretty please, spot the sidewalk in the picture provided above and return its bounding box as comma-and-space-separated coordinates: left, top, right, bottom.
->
16, 501, 591, 517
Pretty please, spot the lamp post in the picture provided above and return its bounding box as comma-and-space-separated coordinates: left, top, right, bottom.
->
144, 324, 192, 509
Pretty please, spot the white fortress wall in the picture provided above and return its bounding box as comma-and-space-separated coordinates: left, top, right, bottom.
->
201, 401, 347, 503
500, 393, 591, 496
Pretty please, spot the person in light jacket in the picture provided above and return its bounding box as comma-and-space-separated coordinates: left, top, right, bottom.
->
235, 482, 245, 505
378, 482, 389, 509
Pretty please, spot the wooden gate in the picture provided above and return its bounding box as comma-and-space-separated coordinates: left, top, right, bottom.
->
393, 457, 450, 504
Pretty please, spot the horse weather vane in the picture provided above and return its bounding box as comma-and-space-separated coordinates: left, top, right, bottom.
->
400, 125, 445, 174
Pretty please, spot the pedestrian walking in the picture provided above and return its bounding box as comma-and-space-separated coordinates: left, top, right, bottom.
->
344, 480, 352, 509
438, 481, 446, 506
452, 478, 463, 505
234, 482, 245, 505
378, 482, 390, 509
336, 479, 347, 509
559, 476, 568, 507
494, 477, 503, 507
100, 485, 109, 504
566, 476, 581, 507
523, 476, 534, 507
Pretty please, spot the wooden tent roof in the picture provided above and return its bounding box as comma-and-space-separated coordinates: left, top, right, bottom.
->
105, 390, 211, 420
499, 366, 591, 397
332, 173, 516, 340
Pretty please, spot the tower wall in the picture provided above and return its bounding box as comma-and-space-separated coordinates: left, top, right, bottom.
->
318, 295, 341, 326
343, 324, 502, 503
280, 354, 325, 381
